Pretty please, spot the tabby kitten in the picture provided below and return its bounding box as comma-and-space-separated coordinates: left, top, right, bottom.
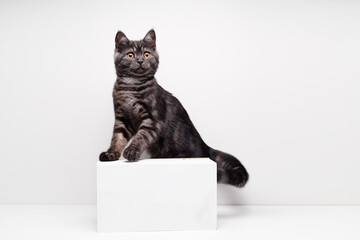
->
99, 30, 249, 187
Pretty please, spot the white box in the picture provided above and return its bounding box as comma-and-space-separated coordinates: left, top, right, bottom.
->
97, 158, 217, 232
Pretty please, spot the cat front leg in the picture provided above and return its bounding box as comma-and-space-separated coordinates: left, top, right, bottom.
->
99, 119, 130, 161
123, 120, 158, 161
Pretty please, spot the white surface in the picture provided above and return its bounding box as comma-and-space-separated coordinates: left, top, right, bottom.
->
97, 158, 217, 232
1, 205, 360, 240
1, 1, 360, 205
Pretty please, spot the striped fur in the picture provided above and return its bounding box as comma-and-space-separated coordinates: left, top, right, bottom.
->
99, 30, 249, 187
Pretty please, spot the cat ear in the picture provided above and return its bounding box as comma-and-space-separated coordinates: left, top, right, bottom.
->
143, 29, 156, 49
115, 31, 129, 51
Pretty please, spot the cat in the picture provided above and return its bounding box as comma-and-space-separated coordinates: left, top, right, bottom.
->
99, 29, 249, 187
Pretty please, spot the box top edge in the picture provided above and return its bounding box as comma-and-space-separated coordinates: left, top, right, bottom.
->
97, 158, 215, 165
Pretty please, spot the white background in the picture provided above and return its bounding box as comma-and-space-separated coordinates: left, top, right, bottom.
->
0, 0, 359, 205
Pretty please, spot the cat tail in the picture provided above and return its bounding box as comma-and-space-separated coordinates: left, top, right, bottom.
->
208, 148, 249, 187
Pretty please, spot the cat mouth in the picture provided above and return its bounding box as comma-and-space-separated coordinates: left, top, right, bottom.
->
135, 67, 146, 73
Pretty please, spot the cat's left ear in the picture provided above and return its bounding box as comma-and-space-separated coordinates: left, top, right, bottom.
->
143, 29, 156, 49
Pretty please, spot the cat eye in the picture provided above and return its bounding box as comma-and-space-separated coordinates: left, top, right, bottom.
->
127, 52, 134, 59
144, 52, 150, 58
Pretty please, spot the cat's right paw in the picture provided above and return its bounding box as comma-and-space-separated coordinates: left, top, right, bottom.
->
99, 151, 120, 161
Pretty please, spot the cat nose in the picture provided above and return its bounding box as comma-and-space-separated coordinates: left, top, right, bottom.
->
137, 59, 144, 65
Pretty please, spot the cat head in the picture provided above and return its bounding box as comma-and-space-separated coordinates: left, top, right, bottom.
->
114, 30, 159, 79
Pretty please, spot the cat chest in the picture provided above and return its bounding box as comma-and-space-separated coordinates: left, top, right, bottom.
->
115, 94, 151, 121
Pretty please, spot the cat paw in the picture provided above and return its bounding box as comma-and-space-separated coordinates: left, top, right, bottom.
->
123, 145, 141, 162
99, 151, 120, 161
